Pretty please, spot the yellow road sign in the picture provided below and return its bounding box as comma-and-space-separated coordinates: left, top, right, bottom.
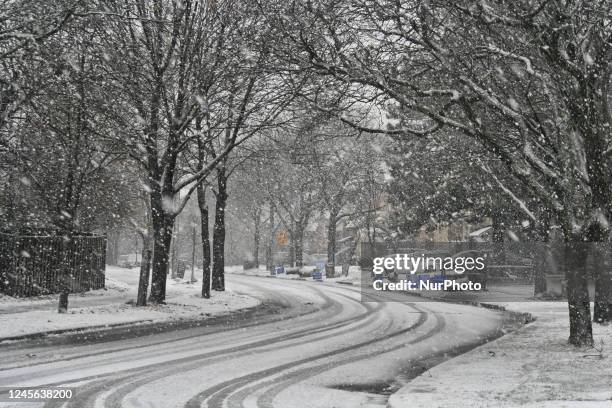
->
276, 231, 289, 246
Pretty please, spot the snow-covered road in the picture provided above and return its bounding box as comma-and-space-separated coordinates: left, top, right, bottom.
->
0, 275, 509, 408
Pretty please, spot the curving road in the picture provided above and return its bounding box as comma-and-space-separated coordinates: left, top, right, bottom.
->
0, 274, 509, 408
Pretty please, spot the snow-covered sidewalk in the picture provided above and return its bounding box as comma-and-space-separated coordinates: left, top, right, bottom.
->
0, 266, 259, 341
389, 301, 612, 407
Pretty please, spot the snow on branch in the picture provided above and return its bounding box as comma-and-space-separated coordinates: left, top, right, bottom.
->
312, 103, 440, 137
478, 161, 537, 222
523, 141, 562, 182
479, 46, 538, 76
419, 89, 461, 100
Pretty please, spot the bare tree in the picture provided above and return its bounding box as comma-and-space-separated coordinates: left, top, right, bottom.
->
183, 17, 298, 290
255, 133, 319, 267
0, 0, 79, 132
1, 14, 132, 232
308, 129, 382, 265
266, 0, 612, 346
96, 0, 240, 303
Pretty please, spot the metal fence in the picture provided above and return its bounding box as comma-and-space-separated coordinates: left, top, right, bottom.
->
0, 231, 106, 297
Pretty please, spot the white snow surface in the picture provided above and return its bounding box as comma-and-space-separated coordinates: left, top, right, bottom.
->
0, 274, 507, 408
389, 301, 612, 408
0, 266, 259, 340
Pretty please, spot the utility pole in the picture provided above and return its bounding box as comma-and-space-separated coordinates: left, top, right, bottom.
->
171, 222, 179, 278
191, 223, 196, 283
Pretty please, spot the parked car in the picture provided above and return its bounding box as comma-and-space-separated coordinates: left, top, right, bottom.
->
442, 249, 489, 289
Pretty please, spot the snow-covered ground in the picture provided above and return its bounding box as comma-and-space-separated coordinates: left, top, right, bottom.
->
234, 266, 612, 407
0, 275, 130, 310
0, 274, 508, 408
5, 265, 590, 408
230, 264, 361, 285
0, 266, 259, 340
390, 301, 612, 408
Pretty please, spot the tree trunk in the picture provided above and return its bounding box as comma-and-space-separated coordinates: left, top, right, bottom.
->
134, 235, 139, 264
345, 230, 359, 266
58, 234, 72, 313
565, 241, 593, 347
170, 222, 178, 279
593, 244, 612, 323
491, 204, 505, 264
288, 230, 296, 266
106, 230, 120, 265
58, 292, 69, 313
5, 172, 16, 229
534, 219, 550, 296
253, 209, 261, 267
190, 224, 196, 283
197, 183, 211, 298
266, 203, 274, 272
327, 209, 338, 265
212, 167, 228, 291
294, 225, 304, 267
573, 79, 612, 323
149, 191, 174, 304
533, 243, 550, 296
137, 248, 152, 306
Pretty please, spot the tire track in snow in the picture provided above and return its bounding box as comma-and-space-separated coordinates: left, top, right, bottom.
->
185, 303, 432, 408
33, 278, 378, 408
194, 300, 439, 408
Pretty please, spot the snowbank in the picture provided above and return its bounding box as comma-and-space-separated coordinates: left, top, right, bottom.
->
389, 301, 612, 407
0, 266, 131, 311
0, 266, 259, 340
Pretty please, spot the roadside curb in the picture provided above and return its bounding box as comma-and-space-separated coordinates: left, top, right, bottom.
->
0, 319, 154, 343
335, 280, 355, 285
334, 280, 535, 324
335, 279, 537, 408
404, 291, 536, 324
0, 303, 272, 345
